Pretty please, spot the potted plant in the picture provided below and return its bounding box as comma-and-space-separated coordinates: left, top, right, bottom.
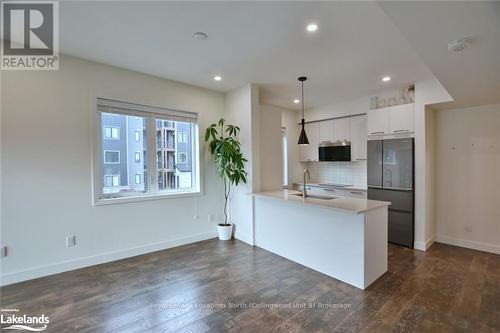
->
204, 119, 247, 240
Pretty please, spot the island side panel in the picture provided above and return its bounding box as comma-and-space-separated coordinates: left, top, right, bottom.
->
363, 207, 388, 288
253, 196, 366, 289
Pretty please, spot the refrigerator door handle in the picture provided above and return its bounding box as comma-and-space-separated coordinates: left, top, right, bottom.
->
383, 186, 413, 192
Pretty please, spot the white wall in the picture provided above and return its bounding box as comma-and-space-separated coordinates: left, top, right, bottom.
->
259, 105, 283, 191
304, 88, 401, 122
435, 104, 500, 254
414, 79, 453, 250
224, 84, 259, 245
0, 55, 225, 285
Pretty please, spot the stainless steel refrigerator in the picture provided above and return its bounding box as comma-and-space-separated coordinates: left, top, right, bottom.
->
367, 138, 414, 248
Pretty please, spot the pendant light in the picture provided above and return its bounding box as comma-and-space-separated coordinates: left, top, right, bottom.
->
297, 76, 309, 145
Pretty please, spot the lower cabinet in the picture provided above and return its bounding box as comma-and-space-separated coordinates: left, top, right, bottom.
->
388, 210, 414, 248
299, 185, 367, 199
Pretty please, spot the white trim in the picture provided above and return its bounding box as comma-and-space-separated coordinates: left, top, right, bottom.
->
436, 235, 500, 255
94, 190, 202, 206
97, 97, 197, 123
414, 236, 435, 251
0, 232, 217, 286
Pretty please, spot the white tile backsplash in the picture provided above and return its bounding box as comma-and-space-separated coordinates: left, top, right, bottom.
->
302, 161, 367, 188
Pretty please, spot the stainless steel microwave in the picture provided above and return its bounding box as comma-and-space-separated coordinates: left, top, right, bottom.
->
318, 141, 351, 161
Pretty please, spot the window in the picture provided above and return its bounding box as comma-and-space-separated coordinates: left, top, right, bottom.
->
104, 126, 119, 139
104, 150, 120, 164
104, 175, 120, 187
178, 131, 187, 143
94, 98, 200, 204
282, 128, 288, 188
178, 153, 187, 164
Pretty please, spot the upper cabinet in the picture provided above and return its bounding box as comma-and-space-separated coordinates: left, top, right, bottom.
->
318, 117, 351, 143
367, 108, 390, 135
388, 103, 414, 134
367, 103, 414, 137
318, 120, 334, 143
299, 122, 319, 162
299, 116, 362, 162
333, 117, 351, 141
350, 115, 367, 160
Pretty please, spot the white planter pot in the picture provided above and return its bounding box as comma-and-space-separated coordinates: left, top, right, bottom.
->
217, 224, 233, 240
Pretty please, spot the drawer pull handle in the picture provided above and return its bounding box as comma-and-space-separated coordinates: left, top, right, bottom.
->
350, 191, 363, 195
393, 129, 410, 133
323, 189, 336, 192
370, 131, 385, 135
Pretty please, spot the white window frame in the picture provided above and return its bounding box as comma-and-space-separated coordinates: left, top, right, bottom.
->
103, 150, 120, 164
104, 126, 120, 139
91, 97, 202, 206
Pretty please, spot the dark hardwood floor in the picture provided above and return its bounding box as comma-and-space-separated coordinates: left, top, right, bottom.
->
1, 239, 499, 332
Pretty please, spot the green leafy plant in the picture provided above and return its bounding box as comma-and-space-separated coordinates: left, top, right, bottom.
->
204, 118, 248, 226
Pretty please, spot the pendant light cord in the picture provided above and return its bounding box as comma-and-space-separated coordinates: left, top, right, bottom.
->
301, 80, 304, 119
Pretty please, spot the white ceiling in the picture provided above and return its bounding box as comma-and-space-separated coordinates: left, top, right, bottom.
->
378, 1, 500, 109
59, 1, 434, 110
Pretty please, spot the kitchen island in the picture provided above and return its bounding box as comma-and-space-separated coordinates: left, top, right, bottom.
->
252, 190, 390, 289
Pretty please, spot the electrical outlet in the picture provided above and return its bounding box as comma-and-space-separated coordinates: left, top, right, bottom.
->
66, 236, 76, 247
0, 246, 7, 257
208, 214, 213, 223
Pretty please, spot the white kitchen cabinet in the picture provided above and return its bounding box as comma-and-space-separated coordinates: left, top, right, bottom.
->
318, 120, 334, 143
350, 115, 367, 160
389, 103, 414, 134
299, 122, 319, 162
318, 118, 350, 143
333, 117, 351, 141
367, 103, 415, 137
367, 108, 390, 136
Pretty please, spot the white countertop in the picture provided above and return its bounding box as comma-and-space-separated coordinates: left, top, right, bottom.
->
253, 190, 390, 215
294, 182, 367, 192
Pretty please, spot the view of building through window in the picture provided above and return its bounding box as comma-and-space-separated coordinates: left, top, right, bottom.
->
155, 120, 193, 190
100, 113, 194, 196
101, 113, 147, 195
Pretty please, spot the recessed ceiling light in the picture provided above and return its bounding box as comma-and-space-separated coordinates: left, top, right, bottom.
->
193, 32, 208, 40
382, 76, 391, 82
214, 75, 222, 81
306, 23, 318, 32
293, 99, 300, 104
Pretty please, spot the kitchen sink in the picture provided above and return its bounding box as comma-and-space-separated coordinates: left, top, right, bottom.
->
291, 193, 337, 200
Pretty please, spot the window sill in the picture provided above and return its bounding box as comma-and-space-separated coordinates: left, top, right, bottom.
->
93, 190, 202, 206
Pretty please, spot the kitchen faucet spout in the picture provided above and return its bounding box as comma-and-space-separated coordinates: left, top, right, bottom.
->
303, 169, 311, 199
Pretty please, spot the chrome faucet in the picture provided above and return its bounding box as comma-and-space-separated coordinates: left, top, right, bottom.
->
303, 169, 311, 199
